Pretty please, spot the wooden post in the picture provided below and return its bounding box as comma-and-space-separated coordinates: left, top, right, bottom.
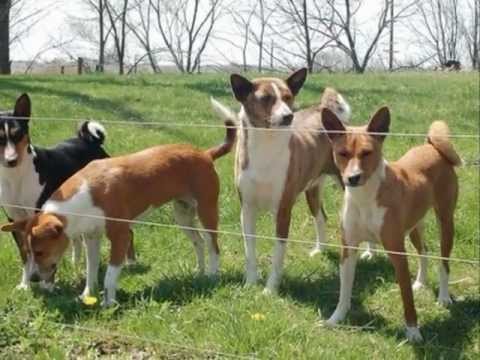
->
60, 66, 65, 74
389, 0, 394, 71
77, 57, 84, 75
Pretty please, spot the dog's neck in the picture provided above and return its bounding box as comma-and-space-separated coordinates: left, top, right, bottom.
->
345, 158, 387, 206
238, 107, 292, 151
0, 145, 36, 184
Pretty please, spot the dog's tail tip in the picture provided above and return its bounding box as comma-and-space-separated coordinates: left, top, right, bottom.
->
78, 121, 106, 145
210, 97, 237, 123
427, 121, 461, 167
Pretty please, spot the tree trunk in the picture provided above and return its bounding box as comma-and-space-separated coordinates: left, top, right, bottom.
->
99, 0, 105, 72
0, 0, 11, 74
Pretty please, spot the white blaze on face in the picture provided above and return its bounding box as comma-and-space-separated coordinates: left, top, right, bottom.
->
345, 158, 362, 179
271, 83, 292, 126
4, 123, 18, 163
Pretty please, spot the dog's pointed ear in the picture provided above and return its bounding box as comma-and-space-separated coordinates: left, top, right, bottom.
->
13, 93, 31, 120
0, 219, 28, 233
32, 217, 64, 239
230, 74, 253, 102
322, 108, 346, 142
286, 68, 307, 96
367, 107, 390, 142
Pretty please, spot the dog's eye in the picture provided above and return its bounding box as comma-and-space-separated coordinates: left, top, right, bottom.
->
9, 129, 23, 142
0, 135, 5, 146
283, 95, 293, 103
360, 150, 372, 158
338, 150, 350, 158
34, 251, 43, 258
260, 94, 274, 104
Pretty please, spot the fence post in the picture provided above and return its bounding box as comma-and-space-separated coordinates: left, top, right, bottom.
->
60, 66, 65, 75
77, 57, 84, 75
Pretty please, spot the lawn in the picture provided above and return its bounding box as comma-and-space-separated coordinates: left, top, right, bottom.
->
0, 72, 478, 359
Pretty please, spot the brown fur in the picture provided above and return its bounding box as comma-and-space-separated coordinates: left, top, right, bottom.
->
322, 107, 460, 331
1, 122, 235, 280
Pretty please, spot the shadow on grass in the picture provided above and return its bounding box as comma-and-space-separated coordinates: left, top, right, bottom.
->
0, 79, 198, 145
282, 250, 394, 328
184, 80, 232, 99
36, 267, 244, 323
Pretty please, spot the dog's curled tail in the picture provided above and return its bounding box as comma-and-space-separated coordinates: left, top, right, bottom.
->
78, 121, 107, 146
206, 98, 237, 160
427, 121, 462, 166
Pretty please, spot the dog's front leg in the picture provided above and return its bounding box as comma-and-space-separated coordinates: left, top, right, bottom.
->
72, 236, 84, 265
241, 203, 258, 285
102, 225, 129, 307
81, 237, 101, 299
12, 230, 30, 290
264, 205, 292, 294
384, 233, 423, 343
327, 247, 358, 325
327, 216, 359, 325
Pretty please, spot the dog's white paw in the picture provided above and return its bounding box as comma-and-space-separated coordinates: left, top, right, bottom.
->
101, 297, 118, 308
360, 250, 374, 261
125, 258, 137, 266
405, 326, 423, 343
326, 307, 348, 326
437, 294, 453, 307
412, 280, 425, 291
39, 281, 55, 292
15, 282, 30, 291
309, 246, 323, 257
262, 287, 278, 296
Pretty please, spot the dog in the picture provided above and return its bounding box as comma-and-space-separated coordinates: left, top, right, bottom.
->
0, 119, 235, 305
0, 93, 136, 289
321, 106, 460, 342
442, 60, 461, 71
211, 69, 351, 293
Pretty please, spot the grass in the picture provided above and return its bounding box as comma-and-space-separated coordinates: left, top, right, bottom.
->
0, 72, 478, 359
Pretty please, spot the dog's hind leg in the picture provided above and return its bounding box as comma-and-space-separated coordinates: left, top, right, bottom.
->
125, 229, 136, 265
196, 197, 220, 277
174, 200, 206, 275
434, 203, 456, 306
306, 176, 327, 257
409, 221, 428, 291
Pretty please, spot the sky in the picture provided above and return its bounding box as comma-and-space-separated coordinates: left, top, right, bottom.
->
9, 0, 473, 69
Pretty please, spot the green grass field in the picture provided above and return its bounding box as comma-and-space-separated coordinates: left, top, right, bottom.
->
0, 72, 478, 359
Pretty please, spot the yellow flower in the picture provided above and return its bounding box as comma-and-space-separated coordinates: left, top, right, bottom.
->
82, 296, 98, 306
251, 313, 266, 321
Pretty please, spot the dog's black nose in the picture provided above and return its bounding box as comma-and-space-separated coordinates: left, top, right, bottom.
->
347, 174, 361, 186
30, 273, 40, 283
281, 114, 293, 126
6, 159, 17, 167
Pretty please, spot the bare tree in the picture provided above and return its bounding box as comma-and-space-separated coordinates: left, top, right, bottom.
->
127, 0, 160, 72
463, 0, 479, 69
150, 0, 222, 73
105, 0, 129, 74
0, 0, 49, 74
411, 0, 462, 66
315, 0, 415, 73
271, 0, 332, 73
0, 0, 11, 74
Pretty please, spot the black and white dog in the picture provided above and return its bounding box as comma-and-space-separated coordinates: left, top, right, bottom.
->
0, 93, 134, 289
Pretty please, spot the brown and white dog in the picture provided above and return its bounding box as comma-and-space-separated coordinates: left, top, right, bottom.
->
0, 121, 235, 305
321, 107, 460, 342
212, 69, 351, 293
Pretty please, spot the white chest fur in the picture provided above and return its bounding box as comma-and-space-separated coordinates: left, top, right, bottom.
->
236, 117, 292, 213
43, 181, 106, 238
342, 161, 387, 244
0, 149, 44, 220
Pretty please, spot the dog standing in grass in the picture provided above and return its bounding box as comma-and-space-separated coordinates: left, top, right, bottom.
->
212, 69, 351, 293
321, 106, 460, 342
0, 120, 235, 305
